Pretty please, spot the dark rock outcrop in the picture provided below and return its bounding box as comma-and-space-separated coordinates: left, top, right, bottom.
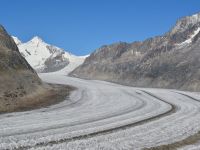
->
0, 25, 44, 112
70, 13, 200, 91
0, 25, 41, 86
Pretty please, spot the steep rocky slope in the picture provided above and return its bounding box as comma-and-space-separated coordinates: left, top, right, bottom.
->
12, 36, 87, 73
70, 13, 200, 91
0, 25, 72, 112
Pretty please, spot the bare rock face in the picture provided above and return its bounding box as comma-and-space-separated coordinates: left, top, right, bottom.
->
43, 47, 69, 73
0, 26, 36, 73
70, 13, 200, 91
0, 25, 43, 112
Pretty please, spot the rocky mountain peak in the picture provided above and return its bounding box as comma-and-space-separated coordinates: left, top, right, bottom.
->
170, 12, 200, 35
0, 25, 6, 32
0, 25, 19, 52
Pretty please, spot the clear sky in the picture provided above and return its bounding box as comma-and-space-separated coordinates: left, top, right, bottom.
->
1, 0, 200, 55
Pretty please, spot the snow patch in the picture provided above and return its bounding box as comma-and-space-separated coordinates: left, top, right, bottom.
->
177, 27, 200, 47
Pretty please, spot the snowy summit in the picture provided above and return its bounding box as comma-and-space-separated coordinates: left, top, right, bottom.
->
12, 36, 88, 74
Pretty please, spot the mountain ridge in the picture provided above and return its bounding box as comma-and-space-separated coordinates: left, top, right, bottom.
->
12, 36, 88, 73
70, 12, 200, 91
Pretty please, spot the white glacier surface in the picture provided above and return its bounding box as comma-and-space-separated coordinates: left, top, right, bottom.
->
0, 72, 200, 149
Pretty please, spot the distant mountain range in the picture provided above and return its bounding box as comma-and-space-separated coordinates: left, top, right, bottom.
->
70, 12, 200, 91
12, 36, 88, 73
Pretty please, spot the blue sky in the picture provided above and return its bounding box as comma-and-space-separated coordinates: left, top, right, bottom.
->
1, 0, 200, 55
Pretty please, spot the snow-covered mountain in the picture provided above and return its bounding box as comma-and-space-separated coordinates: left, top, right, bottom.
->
12, 36, 88, 74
